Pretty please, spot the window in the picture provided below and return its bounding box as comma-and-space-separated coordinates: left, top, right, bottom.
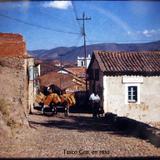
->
125, 83, 140, 104
128, 86, 137, 102
81, 61, 84, 67
34, 67, 39, 79
123, 77, 142, 104
28, 66, 34, 80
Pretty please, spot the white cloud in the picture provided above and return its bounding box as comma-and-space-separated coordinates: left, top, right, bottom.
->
127, 29, 160, 38
43, 1, 72, 10
143, 30, 151, 37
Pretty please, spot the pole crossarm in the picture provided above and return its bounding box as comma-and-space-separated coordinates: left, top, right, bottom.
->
76, 17, 91, 20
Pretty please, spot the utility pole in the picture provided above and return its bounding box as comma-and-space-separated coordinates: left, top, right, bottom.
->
77, 12, 91, 91
59, 54, 63, 89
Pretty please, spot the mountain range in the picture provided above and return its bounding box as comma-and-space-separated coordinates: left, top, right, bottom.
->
29, 40, 160, 62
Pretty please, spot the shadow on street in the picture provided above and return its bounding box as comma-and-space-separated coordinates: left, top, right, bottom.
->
29, 113, 160, 148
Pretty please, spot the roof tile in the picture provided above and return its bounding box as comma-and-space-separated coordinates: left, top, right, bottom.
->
93, 51, 160, 76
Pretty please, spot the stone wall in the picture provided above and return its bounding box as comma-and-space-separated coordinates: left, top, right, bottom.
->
0, 33, 28, 133
0, 57, 28, 125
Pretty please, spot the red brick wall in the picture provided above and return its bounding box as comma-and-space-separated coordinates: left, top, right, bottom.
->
0, 33, 26, 57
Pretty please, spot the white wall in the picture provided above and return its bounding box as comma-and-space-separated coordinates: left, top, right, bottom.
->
28, 58, 34, 113
103, 75, 160, 122
77, 54, 91, 68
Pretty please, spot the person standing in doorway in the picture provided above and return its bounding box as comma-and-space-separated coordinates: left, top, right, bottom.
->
89, 91, 100, 118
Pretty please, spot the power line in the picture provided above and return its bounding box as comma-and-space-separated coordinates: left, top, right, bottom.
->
0, 13, 80, 35
71, 1, 82, 33
36, 9, 79, 32
86, 36, 107, 44
59, 35, 83, 59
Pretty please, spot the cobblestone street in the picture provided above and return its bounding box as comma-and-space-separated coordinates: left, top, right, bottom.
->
0, 113, 160, 158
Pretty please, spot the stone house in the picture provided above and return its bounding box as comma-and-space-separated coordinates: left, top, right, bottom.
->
87, 51, 160, 122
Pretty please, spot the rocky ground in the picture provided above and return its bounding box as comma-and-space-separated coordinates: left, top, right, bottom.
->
0, 113, 160, 158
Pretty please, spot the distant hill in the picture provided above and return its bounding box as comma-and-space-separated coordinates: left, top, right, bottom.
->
29, 40, 160, 62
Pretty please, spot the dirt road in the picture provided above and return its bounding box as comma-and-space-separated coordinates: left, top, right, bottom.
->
0, 113, 160, 158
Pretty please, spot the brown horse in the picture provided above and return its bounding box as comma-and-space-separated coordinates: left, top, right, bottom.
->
34, 92, 76, 116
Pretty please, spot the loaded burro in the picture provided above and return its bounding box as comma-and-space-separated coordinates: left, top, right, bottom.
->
33, 84, 76, 116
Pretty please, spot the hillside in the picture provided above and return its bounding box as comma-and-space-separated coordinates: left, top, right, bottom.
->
29, 40, 160, 61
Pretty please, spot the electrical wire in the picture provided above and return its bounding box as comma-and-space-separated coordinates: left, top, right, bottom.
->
86, 36, 108, 44
71, 1, 83, 35
59, 35, 83, 60
36, 9, 79, 32
0, 13, 80, 35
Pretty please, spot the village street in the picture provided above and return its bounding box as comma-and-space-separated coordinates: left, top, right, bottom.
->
1, 1, 160, 159
0, 113, 160, 158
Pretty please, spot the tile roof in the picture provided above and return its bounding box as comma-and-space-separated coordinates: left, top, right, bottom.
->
39, 71, 85, 91
92, 51, 160, 76
64, 67, 86, 78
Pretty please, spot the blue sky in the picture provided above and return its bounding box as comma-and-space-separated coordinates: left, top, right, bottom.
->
0, 1, 160, 50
